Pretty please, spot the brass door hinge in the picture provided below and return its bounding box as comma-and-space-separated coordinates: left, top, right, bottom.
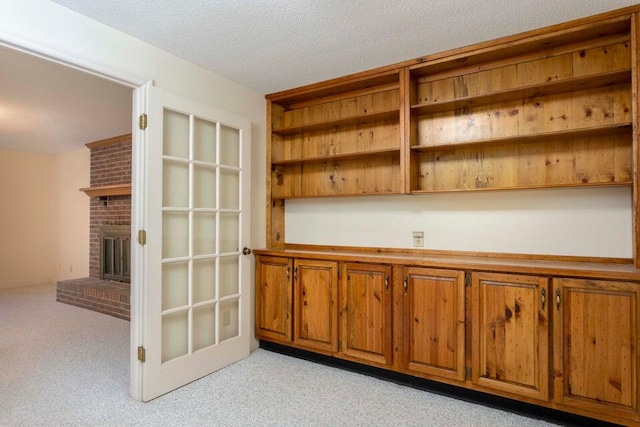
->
464, 272, 472, 287
464, 366, 472, 380
139, 113, 148, 130
138, 229, 147, 246
137, 346, 146, 363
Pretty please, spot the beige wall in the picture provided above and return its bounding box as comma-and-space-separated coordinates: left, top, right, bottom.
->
0, 149, 55, 289
51, 147, 90, 282
0, 147, 91, 290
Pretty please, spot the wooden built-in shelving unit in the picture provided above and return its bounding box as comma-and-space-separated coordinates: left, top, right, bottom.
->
260, 7, 640, 425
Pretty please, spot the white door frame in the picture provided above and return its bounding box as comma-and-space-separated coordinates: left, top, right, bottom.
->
0, 30, 151, 401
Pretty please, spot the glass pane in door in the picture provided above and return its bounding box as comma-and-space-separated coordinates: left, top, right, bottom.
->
163, 110, 189, 159
162, 212, 189, 259
193, 118, 216, 163
219, 125, 239, 167
193, 304, 216, 351
219, 169, 239, 210
162, 310, 188, 362
219, 256, 239, 298
219, 298, 239, 342
162, 261, 188, 310
219, 213, 239, 253
163, 160, 189, 207
193, 258, 215, 303
193, 165, 216, 208
193, 212, 216, 256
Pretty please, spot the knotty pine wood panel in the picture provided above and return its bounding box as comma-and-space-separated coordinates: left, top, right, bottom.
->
272, 119, 400, 162
416, 40, 630, 106
472, 273, 549, 401
301, 155, 400, 197
271, 164, 302, 199
403, 267, 466, 382
573, 39, 631, 76
340, 263, 393, 366
416, 131, 631, 192
281, 89, 399, 129
293, 259, 338, 352
416, 84, 631, 147
273, 154, 401, 198
553, 278, 639, 418
255, 256, 293, 342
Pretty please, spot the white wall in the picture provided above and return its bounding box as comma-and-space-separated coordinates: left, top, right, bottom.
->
286, 187, 633, 258
0, 149, 55, 289
51, 147, 90, 282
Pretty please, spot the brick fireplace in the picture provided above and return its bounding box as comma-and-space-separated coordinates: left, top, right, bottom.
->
56, 134, 132, 320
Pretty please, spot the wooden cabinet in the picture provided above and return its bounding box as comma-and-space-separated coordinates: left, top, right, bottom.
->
553, 278, 640, 420
255, 256, 293, 343
472, 272, 549, 401
293, 259, 339, 352
403, 267, 466, 382
340, 263, 393, 366
255, 256, 338, 352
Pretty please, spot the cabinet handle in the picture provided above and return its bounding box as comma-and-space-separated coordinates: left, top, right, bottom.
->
541, 288, 546, 309
384, 275, 389, 293
403, 276, 408, 294
556, 289, 561, 312
286, 266, 290, 281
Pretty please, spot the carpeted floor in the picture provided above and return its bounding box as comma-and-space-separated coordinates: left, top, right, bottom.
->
0, 284, 557, 426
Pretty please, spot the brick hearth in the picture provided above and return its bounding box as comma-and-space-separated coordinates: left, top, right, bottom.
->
56, 278, 130, 321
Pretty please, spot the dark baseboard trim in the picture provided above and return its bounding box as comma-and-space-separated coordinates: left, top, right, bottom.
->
259, 340, 620, 427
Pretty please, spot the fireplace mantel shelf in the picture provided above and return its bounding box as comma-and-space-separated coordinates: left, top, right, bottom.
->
80, 184, 131, 197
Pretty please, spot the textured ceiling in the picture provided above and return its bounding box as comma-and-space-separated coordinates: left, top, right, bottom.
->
54, 0, 640, 95
0, 46, 131, 155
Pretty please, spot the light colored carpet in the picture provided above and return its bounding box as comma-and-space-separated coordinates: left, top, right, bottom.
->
1, 284, 557, 427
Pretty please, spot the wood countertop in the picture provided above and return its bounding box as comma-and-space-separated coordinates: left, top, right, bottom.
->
254, 246, 640, 281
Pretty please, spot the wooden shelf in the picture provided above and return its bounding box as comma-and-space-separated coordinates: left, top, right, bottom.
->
272, 148, 400, 165
268, 71, 399, 105
80, 184, 131, 197
272, 108, 399, 135
411, 123, 632, 152
411, 70, 631, 115
408, 17, 630, 78
410, 181, 632, 195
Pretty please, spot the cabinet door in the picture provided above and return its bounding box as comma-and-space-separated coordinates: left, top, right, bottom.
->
472, 272, 549, 401
553, 278, 639, 419
340, 263, 393, 366
403, 267, 466, 382
255, 256, 293, 342
294, 259, 338, 352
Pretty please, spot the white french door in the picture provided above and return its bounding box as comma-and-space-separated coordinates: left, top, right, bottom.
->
136, 85, 251, 401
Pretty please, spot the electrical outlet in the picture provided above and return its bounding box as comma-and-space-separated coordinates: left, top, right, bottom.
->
413, 231, 424, 247
222, 310, 231, 326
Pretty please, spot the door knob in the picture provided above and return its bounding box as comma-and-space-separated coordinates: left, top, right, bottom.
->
242, 247, 252, 255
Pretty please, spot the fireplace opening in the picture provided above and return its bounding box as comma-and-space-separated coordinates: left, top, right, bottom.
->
100, 225, 131, 283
